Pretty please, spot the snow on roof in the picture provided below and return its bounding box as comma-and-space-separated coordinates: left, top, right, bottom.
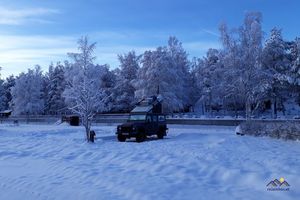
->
131, 106, 152, 113
0, 110, 12, 114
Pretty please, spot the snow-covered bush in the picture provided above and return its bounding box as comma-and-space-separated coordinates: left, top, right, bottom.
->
237, 121, 300, 140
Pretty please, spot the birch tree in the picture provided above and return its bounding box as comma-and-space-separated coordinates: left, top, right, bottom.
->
64, 36, 106, 142
220, 12, 267, 119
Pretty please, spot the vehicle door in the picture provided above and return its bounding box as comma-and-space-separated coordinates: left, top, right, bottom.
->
145, 115, 153, 134
151, 115, 159, 133
158, 115, 166, 130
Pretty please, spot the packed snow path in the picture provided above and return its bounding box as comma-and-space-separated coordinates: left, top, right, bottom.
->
0, 124, 299, 200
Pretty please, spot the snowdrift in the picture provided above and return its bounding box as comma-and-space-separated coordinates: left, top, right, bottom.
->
237, 121, 300, 140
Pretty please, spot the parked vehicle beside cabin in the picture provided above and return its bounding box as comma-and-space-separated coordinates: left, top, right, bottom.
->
116, 96, 168, 142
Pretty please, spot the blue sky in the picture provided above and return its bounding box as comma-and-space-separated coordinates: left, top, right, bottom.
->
0, 0, 300, 78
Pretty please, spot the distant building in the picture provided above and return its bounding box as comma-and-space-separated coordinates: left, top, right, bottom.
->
131, 95, 163, 114
0, 110, 12, 118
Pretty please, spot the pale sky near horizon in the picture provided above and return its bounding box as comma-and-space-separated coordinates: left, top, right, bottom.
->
0, 0, 300, 78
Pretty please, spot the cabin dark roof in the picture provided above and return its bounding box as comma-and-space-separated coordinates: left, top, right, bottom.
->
131, 96, 163, 114
0, 110, 12, 114
131, 106, 152, 113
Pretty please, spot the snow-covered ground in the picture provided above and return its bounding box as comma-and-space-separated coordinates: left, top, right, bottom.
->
0, 124, 299, 200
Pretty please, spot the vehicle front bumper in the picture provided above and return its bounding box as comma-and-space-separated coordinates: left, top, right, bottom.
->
116, 130, 138, 136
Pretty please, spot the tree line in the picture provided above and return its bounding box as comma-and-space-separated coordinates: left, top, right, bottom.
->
0, 12, 300, 119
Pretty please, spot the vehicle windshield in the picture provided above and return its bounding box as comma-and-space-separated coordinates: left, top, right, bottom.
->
129, 114, 146, 121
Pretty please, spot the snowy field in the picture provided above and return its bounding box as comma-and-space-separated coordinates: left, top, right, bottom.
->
0, 124, 299, 200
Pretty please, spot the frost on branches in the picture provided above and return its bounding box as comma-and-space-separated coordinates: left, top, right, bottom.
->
219, 12, 268, 119
134, 37, 191, 112
112, 51, 139, 112
11, 66, 44, 115
64, 36, 106, 142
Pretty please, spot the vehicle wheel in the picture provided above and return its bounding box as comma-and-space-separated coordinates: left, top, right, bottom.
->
117, 134, 126, 142
136, 133, 146, 143
157, 131, 164, 139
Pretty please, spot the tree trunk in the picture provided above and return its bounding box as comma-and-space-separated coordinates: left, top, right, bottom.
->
234, 100, 238, 118
273, 97, 277, 119
245, 100, 251, 120
209, 92, 212, 117
281, 98, 286, 116
85, 126, 90, 142
83, 116, 91, 142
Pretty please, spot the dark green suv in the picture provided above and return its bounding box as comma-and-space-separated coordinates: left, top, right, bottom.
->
116, 113, 168, 142
116, 95, 168, 142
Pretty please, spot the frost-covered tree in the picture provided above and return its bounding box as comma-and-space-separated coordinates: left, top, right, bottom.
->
262, 28, 290, 117
167, 37, 192, 108
0, 68, 6, 111
220, 12, 267, 119
189, 57, 202, 112
64, 36, 106, 142
135, 37, 191, 112
195, 49, 224, 115
45, 63, 66, 115
288, 38, 300, 84
0, 80, 6, 111
135, 47, 178, 112
3, 75, 15, 110
11, 66, 44, 115
112, 51, 140, 112
286, 38, 300, 105
95, 64, 116, 112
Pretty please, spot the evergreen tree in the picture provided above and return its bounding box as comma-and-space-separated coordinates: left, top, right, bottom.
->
262, 28, 290, 117
0, 80, 6, 111
0, 68, 6, 111
46, 63, 66, 115
167, 37, 192, 109
97, 64, 116, 112
287, 38, 300, 105
196, 49, 224, 115
113, 51, 140, 112
3, 75, 16, 110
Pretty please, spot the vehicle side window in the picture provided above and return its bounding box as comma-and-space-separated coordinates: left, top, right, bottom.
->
152, 115, 158, 122
146, 115, 152, 122
158, 115, 165, 122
